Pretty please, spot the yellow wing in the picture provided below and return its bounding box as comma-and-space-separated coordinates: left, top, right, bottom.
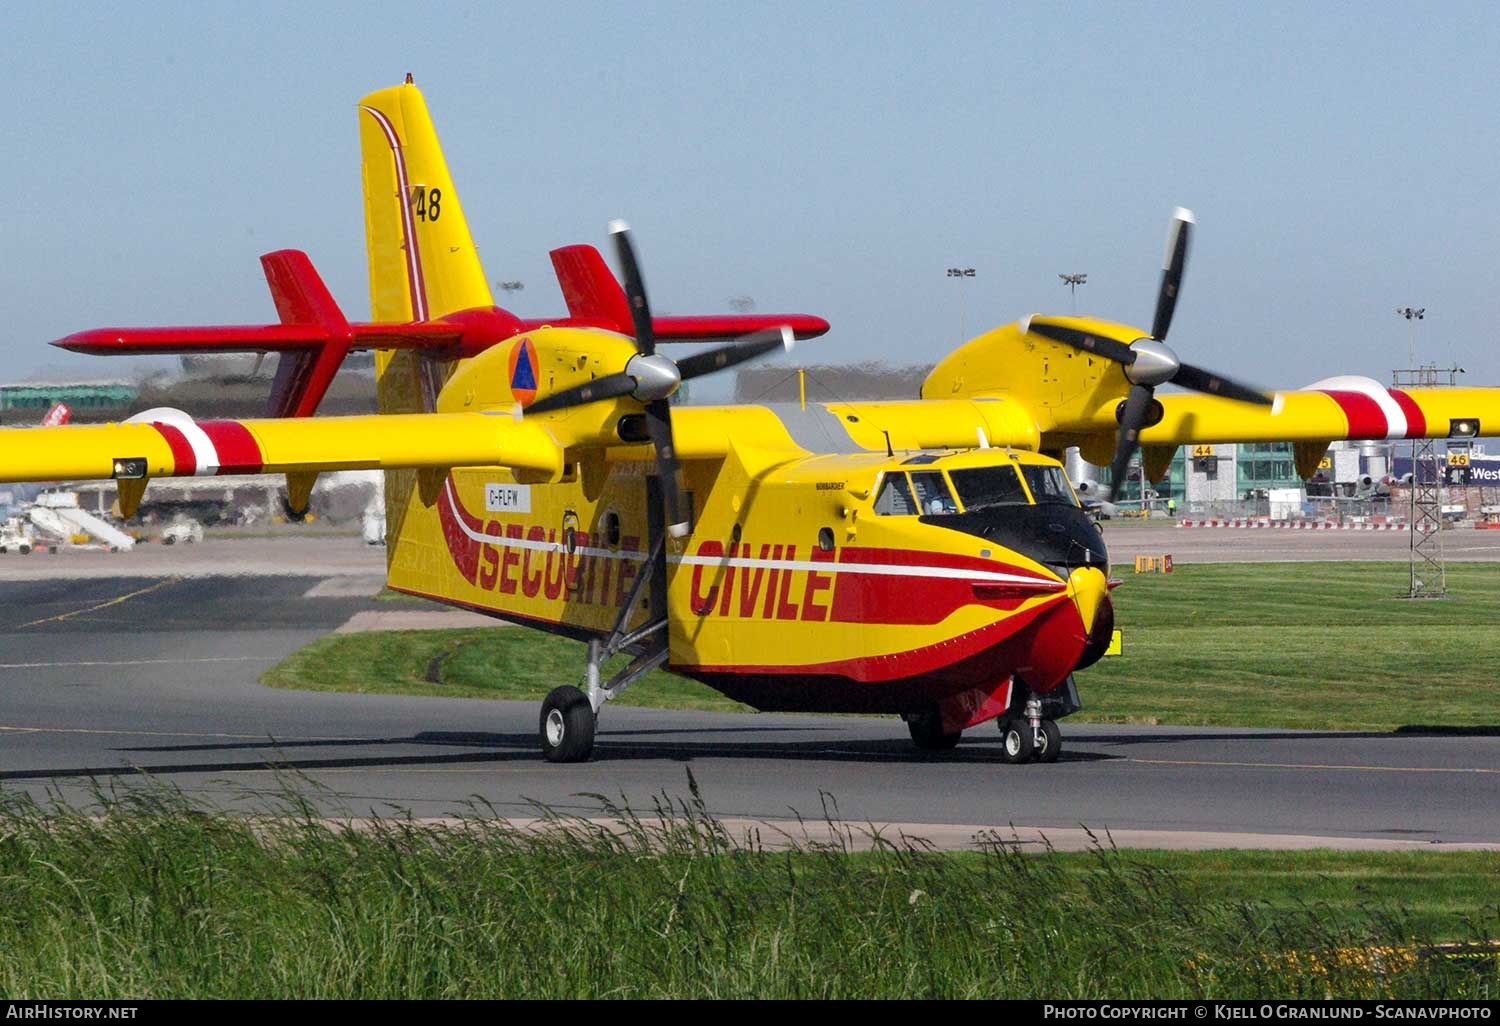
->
1070, 377, 1495, 447
0, 409, 562, 484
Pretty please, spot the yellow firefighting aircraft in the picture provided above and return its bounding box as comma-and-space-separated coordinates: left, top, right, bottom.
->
8, 80, 1500, 765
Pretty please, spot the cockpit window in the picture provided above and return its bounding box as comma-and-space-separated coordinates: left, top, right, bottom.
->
873, 473, 917, 515
1021, 464, 1079, 506
910, 471, 957, 515
949, 466, 1029, 510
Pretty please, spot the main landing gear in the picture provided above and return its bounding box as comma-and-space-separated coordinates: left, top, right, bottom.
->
906, 709, 961, 751
539, 535, 669, 764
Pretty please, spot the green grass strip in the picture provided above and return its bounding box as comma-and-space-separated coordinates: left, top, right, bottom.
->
263, 627, 749, 712
0, 784, 1495, 999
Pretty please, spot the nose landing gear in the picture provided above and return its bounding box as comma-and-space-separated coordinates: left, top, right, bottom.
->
997, 680, 1076, 764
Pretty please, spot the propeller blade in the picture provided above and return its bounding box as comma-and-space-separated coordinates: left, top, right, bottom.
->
1152, 208, 1193, 342
1171, 362, 1274, 406
610, 220, 656, 356
611, 222, 690, 535
1028, 321, 1138, 366
644, 398, 689, 537
1108, 383, 1156, 501
675, 326, 794, 381
523, 372, 638, 416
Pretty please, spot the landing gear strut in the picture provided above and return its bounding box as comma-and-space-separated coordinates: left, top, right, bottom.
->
997, 681, 1076, 764
538, 534, 670, 763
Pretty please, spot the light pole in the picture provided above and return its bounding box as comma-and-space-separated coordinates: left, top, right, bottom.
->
946, 266, 976, 341
1396, 306, 1425, 370
1059, 273, 1087, 314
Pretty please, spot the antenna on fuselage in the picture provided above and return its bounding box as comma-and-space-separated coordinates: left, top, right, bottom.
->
882, 430, 894, 458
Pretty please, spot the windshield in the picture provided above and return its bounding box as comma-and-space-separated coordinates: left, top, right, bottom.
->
949, 466, 1029, 510
1021, 464, 1079, 506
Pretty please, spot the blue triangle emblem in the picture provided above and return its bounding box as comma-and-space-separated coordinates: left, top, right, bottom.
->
511, 341, 537, 390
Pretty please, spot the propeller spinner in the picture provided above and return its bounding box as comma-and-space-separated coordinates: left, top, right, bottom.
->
1028, 208, 1272, 499
525, 221, 795, 538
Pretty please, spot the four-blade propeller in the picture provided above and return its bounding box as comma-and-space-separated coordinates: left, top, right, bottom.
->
1027, 208, 1272, 499
525, 221, 794, 538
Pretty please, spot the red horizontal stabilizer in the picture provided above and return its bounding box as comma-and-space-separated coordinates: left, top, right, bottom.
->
55, 324, 331, 354
56, 321, 466, 356
648, 314, 830, 341
52, 245, 827, 417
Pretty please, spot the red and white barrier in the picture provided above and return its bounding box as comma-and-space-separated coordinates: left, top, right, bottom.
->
1177, 518, 1410, 531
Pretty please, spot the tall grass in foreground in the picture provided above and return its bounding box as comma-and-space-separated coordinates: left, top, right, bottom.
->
0, 779, 1493, 999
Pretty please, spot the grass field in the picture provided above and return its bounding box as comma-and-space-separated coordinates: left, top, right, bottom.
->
1084, 561, 1500, 729
0, 783, 1494, 999
263, 626, 748, 711
265, 562, 1500, 730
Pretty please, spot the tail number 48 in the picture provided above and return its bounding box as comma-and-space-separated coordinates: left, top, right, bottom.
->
409, 186, 442, 222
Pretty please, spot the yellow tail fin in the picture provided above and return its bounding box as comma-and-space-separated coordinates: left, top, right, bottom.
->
358, 80, 493, 322
358, 80, 493, 417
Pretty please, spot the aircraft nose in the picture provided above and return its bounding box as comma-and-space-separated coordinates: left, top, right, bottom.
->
1011, 565, 1111, 694
1066, 566, 1109, 635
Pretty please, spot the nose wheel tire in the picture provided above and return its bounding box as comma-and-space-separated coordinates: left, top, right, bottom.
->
1034, 719, 1062, 763
540, 685, 596, 763
999, 718, 1061, 764
1000, 720, 1035, 764
906, 710, 962, 751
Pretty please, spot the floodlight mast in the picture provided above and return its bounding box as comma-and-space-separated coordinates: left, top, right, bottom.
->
1059, 272, 1087, 315
946, 266, 976, 341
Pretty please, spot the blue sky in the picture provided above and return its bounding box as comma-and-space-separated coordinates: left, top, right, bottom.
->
5, 1, 1498, 398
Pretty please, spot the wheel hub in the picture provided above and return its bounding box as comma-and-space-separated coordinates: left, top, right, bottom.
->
545, 708, 566, 747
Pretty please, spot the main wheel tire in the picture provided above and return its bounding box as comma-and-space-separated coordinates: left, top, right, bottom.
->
540, 685, 596, 763
1035, 719, 1062, 764
906, 711, 961, 751
1000, 720, 1035, 764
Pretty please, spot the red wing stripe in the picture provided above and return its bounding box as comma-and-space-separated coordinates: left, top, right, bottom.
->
1319, 390, 1388, 439
1389, 389, 1427, 438
199, 421, 264, 474
151, 424, 197, 476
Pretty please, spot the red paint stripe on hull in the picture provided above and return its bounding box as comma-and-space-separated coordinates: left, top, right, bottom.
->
678, 597, 1061, 684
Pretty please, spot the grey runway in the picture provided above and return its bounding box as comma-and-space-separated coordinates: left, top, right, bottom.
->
1, 567, 1496, 848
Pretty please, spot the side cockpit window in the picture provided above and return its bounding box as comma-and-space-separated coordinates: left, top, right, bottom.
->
949, 466, 1028, 510
910, 471, 957, 515
1021, 464, 1079, 506
873, 473, 917, 515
